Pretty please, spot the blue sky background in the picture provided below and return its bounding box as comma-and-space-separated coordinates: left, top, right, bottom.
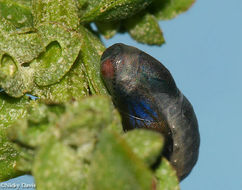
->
1, 0, 242, 189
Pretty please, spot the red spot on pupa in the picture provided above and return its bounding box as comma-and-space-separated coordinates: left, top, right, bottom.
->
101, 59, 114, 79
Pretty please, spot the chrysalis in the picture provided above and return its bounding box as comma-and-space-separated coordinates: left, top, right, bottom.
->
100, 43, 200, 180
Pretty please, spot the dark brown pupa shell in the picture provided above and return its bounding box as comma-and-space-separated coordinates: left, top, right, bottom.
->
100, 43, 200, 181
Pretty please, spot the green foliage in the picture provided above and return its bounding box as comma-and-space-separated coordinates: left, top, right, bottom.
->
78, 26, 106, 95
125, 12, 165, 45
123, 129, 164, 165
0, 0, 33, 29
79, 0, 152, 22
0, 93, 32, 181
95, 21, 120, 39
33, 0, 80, 29
0, 0, 195, 189
155, 158, 180, 190
89, 130, 154, 190
33, 140, 86, 190
32, 24, 82, 86
150, 0, 195, 20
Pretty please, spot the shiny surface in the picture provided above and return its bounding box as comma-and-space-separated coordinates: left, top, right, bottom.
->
101, 43, 200, 180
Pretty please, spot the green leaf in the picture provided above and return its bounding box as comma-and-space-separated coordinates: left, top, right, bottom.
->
60, 96, 121, 162
95, 21, 120, 39
78, 26, 106, 95
31, 53, 89, 103
56, 96, 116, 162
0, 93, 31, 181
0, 18, 44, 97
56, 96, 114, 145
88, 130, 154, 190
0, 54, 17, 78
32, 23, 82, 86
75, 0, 88, 9
155, 158, 180, 190
106, 108, 123, 134
0, 0, 33, 29
0, 66, 35, 98
28, 25, 104, 103
123, 129, 164, 165
12, 0, 32, 8
0, 16, 16, 33
31, 67, 88, 103
125, 13, 165, 45
32, 0, 79, 29
33, 140, 87, 190
150, 0, 195, 20
7, 95, 115, 158
0, 130, 22, 182
0, 93, 30, 128
0, 23, 44, 64
58, 96, 113, 131
1, 97, 65, 178
80, 0, 153, 23
7, 96, 116, 189
7, 102, 58, 148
